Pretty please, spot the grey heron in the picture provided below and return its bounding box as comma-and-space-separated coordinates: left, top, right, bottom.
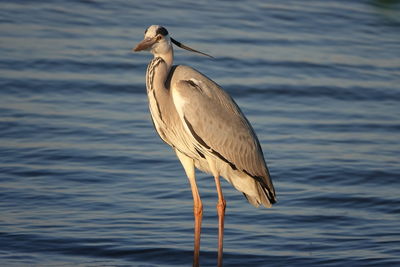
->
133, 25, 276, 267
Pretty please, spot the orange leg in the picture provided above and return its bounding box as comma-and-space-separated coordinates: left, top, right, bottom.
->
214, 175, 226, 267
176, 150, 203, 267
192, 185, 203, 267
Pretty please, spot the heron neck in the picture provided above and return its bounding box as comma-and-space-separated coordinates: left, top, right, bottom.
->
146, 56, 170, 95
154, 47, 173, 72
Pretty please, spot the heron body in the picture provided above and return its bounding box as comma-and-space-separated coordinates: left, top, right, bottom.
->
134, 25, 276, 267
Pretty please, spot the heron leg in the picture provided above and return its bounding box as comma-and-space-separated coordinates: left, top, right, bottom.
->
192, 184, 203, 267
176, 150, 203, 267
214, 174, 226, 267
206, 157, 226, 267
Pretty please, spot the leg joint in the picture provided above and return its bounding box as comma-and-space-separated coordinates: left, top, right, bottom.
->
194, 201, 203, 216
216, 199, 226, 215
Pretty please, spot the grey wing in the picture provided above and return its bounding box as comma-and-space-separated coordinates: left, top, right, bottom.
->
170, 67, 274, 192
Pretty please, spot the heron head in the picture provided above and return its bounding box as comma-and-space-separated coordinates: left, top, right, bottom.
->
133, 25, 171, 55
134, 25, 213, 58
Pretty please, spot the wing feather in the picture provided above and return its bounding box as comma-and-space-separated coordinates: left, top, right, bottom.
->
170, 66, 269, 180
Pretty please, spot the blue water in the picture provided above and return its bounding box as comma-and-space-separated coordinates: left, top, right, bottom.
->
1, 0, 400, 266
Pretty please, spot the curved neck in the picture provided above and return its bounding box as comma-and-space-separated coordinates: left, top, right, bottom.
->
146, 46, 174, 94
146, 56, 170, 94
154, 46, 174, 72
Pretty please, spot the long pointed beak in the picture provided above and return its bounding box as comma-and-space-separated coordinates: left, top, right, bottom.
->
133, 37, 157, 52
171, 38, 214, 58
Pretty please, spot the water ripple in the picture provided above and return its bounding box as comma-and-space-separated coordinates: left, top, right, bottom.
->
1, 0, 400, 266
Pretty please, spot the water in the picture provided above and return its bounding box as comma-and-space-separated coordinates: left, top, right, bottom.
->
1, 0, 400, 266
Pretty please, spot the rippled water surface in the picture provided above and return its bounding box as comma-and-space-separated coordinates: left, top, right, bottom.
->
1, 0, 400, 266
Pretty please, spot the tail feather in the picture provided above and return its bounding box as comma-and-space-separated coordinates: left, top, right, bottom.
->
243, 182, 276, 208
242, 170, 276, 205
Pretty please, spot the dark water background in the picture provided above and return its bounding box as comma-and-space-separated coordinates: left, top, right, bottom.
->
1, 0, 400, 266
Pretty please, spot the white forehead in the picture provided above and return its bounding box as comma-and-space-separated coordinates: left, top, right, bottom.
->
144, 25, 161, 38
